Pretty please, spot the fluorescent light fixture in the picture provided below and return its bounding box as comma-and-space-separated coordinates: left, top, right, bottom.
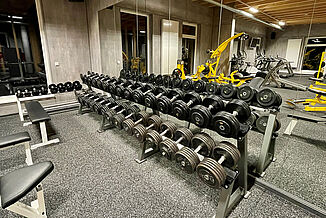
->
271, 23, 281, 29
163, 22, 172, 26
139, 30, 146, 34
7, 15, 23, 19
249, 7, 259, 13
278, 21, 285, 26
240, 10, 254, 18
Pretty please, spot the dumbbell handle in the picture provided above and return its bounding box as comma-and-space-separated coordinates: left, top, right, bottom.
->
170, 95, 178, 102
156, 92, 165, 98
218, 155, 226, 165
208, 105, 213, 110
160, 129, 169, 136
116, 108, 126, 115
144, 90, 151, 95
186, 99, 194, 107
134, 117, 145, 126
145, 123, 155, 130
111, 104, 120, 110
124, 113, 134, 120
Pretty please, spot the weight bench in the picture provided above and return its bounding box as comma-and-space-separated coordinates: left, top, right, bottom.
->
308, 87, 326, 96
0, 161, 54, 217
0, 132, 33, 165
24, 101, 60, 150
284, 113, 326, 135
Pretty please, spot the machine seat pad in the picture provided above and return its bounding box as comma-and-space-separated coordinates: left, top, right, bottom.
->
0, 161, 54, 209
0, 132, 31, 149
25, 101, 50, 123
309, 77, 323, 82
308, 88, 326, 96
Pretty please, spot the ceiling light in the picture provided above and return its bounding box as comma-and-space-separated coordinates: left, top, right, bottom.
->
271, 23, 281, 29
278, 21, 285, 26
139, 30, 146, 34
240, 10, 254, 18
163, 22, 172, 26
249, 7, 259, 13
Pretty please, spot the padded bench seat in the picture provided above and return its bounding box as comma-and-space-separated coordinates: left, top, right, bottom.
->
308, 87, 326, 96
309, 77, 324, 82
0, 161, 54, 209
25, 101, 50, 124
288, 114, 326, 123
0, 132, 30, 149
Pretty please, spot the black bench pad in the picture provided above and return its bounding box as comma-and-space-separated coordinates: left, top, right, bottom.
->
0, 161, 54, 208
308, 88, 326, 96
25, 101, 50, 123
0, 132, 31, 149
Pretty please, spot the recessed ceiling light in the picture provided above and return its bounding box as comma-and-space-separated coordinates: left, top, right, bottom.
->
249, 7, 259, 13
278, 21, 285, 26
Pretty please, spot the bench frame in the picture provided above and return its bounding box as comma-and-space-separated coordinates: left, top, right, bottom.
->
2, 184, 47, 218
0, 141, 33, 165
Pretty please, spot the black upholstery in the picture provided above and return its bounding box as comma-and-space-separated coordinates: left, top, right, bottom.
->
0, 161, 54, 209
25, 101, 50, 123
308, 88, 326, 95
0, 132, 31, 149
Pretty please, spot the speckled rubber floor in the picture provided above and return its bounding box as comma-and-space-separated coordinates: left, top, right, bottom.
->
0, 75, 324, 217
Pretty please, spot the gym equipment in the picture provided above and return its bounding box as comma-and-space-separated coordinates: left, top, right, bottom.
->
49, 84, 58, 94
172, 92, 202, 120
73, 81, 82, 91
144, 121, 177, 148
144, 86, 168, 109
122, 111, 150, 135
175, 133, 215, 173
92, 96, 115, 114
16, 89, 24, 98
99, 102, 130, 132
131, 84, 155, 104
123, 82, 147, 100
133, 115, 162, 142
163, 75, 172, 88
237, 72, 266, 102
107, 78, 128, 95
148, 73, 156, 83
206, 82, 221, 95
40, 86, 48, 95
88, 95, 113, 112
64, 81, 74, 92
256, 88, 282, 108
220, 84, 238, 99
193, 80, 207, 93
211, 99, 251, 138
111, 105, 141, 129
190, 95, 224, 128
32, 87, 41, 96
154, 75, 164, 86
23, 89, 32, 97
172, 77, 183, 88
255, 115, 281, 133
197, 141, 240, 188
157, 89, 184, 114
181, 78, 194, 91
115, 80, 135, 97
57, 83, 65, 93
159, 127, 193, 160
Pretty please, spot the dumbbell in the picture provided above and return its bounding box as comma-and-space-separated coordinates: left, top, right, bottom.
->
154, 75, 164, 86
115, 80, 135, 97
159, 128, 193, 160
193, 80, 207, 93
237, 72, 266, 102
76, 91, 96, 105
104, 102, 130, 125
163, 75, 172, 88
256, 88, 282, 108
220, 84, 238, 99
172, 77, 182, 88
117, 81, 144, 99
211, 99, 251, 138
73, 81, 82, 91
111, 105, 141, 129
32, 87, 41, 96
83, 93, 104, 108
157, 89, 184, 114
89, 95, 114, 112
206, 82, 221, 95
133, 115, 162, 142
64, 81, 74, 92
91, 74, 105, 88
144, 121, 178, 148
131, 84, 156, 104
172, 92, 202, 120
80, 74, 87, 84
40, 86, 48, 95
95, 75, 110, 90
190, 95, 224, 128
57, 83, 66, 93
255, 115, 281, 133
16, 89, 24, 98
181, 78, 194, 91
100, 100, 123, 115
138, 73, 149, 83
49, 84, 58, 94
23, 89, 32, 97
148, 73, 156, 83
197, 141, 240, 188
175, 133, 215, 173
107, 78, 127, 94
144, 86, 168, 109
122, 111, 150, 135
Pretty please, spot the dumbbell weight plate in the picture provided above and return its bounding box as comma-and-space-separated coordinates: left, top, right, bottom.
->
122, 111, 150, 135
133, 115, 162, 142
237, 86, 257, 102
212, 141, 240, 168
220, 84, 238, 99
225, 99, 251, 123
190, 133, 215, 156
148, 74, 156, 83
206, 82, 220, 95
172, 68, 182, 78
172, 77, 182, 88
256, 88, 278, 107
175, 146, 200, 173
112, 105, 140, 129
194, 80, 206, 93
255, 115, 281, 133
211, 111, 241, 138
155, 75, 163, 86
196, 158, 226, 188
65, 82, 74, 92
163, 75, 172, 87
159, 138, 179, 160
181, 78, 193, 91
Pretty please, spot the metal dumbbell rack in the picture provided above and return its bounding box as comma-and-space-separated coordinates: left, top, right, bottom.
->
80, 76, 281, 218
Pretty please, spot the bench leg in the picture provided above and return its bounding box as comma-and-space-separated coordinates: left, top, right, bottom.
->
31, 122, 60, 150
24, 142, 33, 166
40, 122, 48, 143
284, 119, 298, 135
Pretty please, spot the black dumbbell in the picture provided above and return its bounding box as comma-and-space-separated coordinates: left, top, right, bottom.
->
122, 82, 145, 100
122, 111, 150, 135
144, 86, 168, 109
175, 133, 215, 174
157, 89, 184, 114
102, 77, 117, 92
83, 93, 104, 108
57, 83, 66, 93
111, 105, 141, 129
155, 75, 164, 86
211, 99, 251, 138
220, 84, 238, 99
159, 127, 193, 160
91, 74, 105, 88
92, 96, 115, 114
100, 100, 123, 115
23, 89, 32, 97
131, 84, 155, 104
237, 73, 265, 102
40, 86, 48, 95
148, 73, 156, 83
107, 78, 128, 95
133, 115, 162, 142
255, 115, 281, 133
193, 80, 207, 93
32, 87, 41, 96
206, 82, 221, 95
197, 141, 240, 188
104, 103, 131, 125
73, 81, 82, 91
163, 75, 172, 88
172, 77, 182, 88
115, 80, 135, 97
181, 78, 194, 91
256, 88, 282, 108
49, 84, 58, 94
144, 121, 178, 148
190, 95, 224, 128
172, 92, 202, 120
64, 81, 74, 92
95, 75, 110, 90
80, 74, 87, 84
16, 89, 24, 98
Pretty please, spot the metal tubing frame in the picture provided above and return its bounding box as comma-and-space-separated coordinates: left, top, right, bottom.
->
0, 141, 33, 165
30, 121, 60, 150
5, 184, 47, 218
135, 141, 160, 164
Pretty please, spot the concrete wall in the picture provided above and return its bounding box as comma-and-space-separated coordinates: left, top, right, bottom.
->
40, 0, 90, 83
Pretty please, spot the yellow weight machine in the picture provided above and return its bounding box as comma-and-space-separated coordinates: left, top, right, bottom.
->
286, 52, 326, 112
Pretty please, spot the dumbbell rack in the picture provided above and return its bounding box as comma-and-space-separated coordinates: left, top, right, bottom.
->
81, 81, 280, 218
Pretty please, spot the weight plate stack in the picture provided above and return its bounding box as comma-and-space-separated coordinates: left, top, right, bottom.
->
194, 80, 206, 93
133, 115, 162, 142
159, 138, 179, 160
206, 82, 220, 95
173, 128, 193, 147
212, 141, 240, 169
256, 88, 282, 108
255, 115, 281, 133
237, 86, 257, 102
181, 78, 194, 91
196, 158, 226, 188
225, 99, 251, 123
220, 84, 238, 99
190, 133, 215, 156
172, 77, 182, 88
175, 147, 200, 173
160, 121, 178, 138
211, 111, 241, 138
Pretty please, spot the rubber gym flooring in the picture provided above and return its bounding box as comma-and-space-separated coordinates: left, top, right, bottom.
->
0, 75, 325, 217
